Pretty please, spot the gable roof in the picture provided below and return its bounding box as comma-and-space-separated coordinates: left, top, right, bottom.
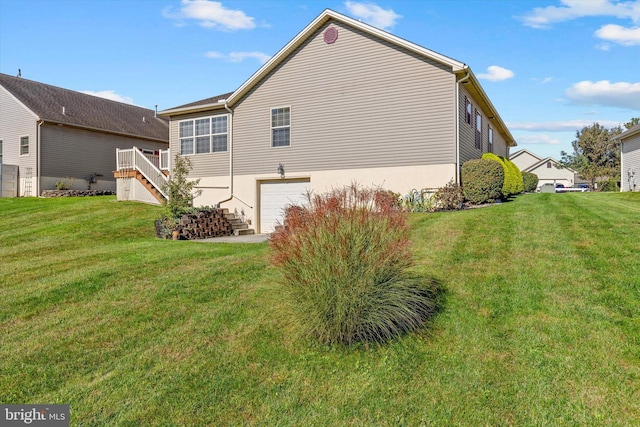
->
0, 73, 168, 143
614, 124, 640, 142
510, 148, 542, 162
523, 156, 576, 174
159, 8, 515, 146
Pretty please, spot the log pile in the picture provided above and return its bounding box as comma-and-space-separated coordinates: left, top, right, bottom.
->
155, 209, 233, 240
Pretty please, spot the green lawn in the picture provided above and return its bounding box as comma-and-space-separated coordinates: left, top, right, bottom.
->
1, 194, 639, 425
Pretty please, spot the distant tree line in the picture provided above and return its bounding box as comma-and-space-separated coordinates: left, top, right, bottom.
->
560, 117, 640, 190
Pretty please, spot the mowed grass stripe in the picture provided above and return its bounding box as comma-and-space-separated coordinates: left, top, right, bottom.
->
1, 194, 639, 425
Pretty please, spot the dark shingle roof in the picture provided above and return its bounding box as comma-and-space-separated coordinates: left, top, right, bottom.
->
167, 91, 235, 111
0, 73, 168, 142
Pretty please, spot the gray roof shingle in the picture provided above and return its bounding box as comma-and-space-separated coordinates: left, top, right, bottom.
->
167, 92, 235, 111
0, 73, 168, 142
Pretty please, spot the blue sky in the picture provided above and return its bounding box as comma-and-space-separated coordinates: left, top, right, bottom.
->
1, 0, 639, 159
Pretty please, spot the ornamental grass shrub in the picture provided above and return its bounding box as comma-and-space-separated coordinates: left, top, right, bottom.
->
269, 184, 437, 346
522, 171, 539, 193
461, 159, 504, 204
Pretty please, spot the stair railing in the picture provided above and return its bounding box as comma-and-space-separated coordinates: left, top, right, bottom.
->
116, 147, 169, 199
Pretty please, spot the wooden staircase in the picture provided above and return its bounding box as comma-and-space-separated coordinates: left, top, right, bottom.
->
221, 208, 255, 236
113, 169, 166, 204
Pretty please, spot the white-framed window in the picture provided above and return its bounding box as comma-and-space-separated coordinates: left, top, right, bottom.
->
465, 97, 472, 125
271, 107, 290, 147
179, 115, 228, 155
488, 126, 493, 153
475, 110, 482, 149
20, 136, 29, 156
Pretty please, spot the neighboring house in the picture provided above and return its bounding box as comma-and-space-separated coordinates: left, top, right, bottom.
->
0, 73, 169, 197
615, 125, 640, 192
158, 9, 516, 233
510, 149, 576, 189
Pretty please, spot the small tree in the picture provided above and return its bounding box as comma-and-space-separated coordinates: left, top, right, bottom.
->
160, 155, 202, 220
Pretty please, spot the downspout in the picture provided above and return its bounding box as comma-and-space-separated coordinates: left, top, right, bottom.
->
455, 67, 470, 184
216, 101, 234, 206
37, 119, 44, 197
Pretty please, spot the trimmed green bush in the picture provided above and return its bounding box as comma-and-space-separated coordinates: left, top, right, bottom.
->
522, 171, 539, 193
269, 184, 436, 345
461, 159, 504, 204
482, 153, 523, 197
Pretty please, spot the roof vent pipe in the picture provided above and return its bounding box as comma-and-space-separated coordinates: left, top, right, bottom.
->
154, 105, 158, 118
62, 106, 66, 115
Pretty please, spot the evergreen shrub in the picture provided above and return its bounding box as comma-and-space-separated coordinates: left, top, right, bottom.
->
461, 159, 504, 204
522, 171, 539, 193
482, 153, 523, 197
269, 184, 436, 345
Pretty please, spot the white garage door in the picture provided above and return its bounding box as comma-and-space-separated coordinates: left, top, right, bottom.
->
260, 180, 310, 233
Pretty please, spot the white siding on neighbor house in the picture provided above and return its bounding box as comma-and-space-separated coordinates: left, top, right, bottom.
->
231, 20, 457, 177
621, 133, 640, 191
41, 124, 168, 192
458, 85, 508, 167
510, 150, 541, 171
0, 85, 38, 196
528, 161, 575, 189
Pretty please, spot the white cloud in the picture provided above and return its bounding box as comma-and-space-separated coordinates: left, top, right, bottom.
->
565, 80, 640, 110
164, 0, 255, 31
81, 90, 134, 105
519, 0, 640, 29
508, 119, 622, 132
344, 1, 401, 30
476, 65, 515, 82
205, 51, 271, 64
595, 24, 640, 45
516, 134, 562, 145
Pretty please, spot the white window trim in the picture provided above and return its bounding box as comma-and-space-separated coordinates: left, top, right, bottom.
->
178, 114, 229, 156
19, 135, 29, 157
475, 110, 482, 150
488, 126, 493, 153
270, 106, 291, 148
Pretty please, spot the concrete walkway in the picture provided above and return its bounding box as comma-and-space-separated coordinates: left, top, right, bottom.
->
196, 233, 270, 243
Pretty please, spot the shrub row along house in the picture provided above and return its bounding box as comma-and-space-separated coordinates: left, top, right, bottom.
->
0, 73, 169, 197
155, 9, 516, 233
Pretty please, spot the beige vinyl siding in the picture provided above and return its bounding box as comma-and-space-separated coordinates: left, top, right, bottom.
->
40, 124, 167, 186
621, 133, 640, 191
458, 85, 509, 164
232, 20, 456, 176
169, 110, 230, 177
0, 85, 37, 173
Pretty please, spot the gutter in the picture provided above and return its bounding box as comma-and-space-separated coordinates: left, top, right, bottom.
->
455, 66, 470, 184
37, 119, 43, 197
216, 101, 234, 207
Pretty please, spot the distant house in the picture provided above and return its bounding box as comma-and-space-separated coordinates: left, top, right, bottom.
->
510, 149, 576, 189
157, 9, 516, 233
0, 73, 169, 197
615, 125, 640, 192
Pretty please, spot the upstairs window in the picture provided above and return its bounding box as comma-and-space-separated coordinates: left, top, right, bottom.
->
465, 97, 472, 125
488, 126, 493, 153
271, 107, 290, 147
179, 115, 228, 155
20, 136, 29, 156
475, 110, 482, 149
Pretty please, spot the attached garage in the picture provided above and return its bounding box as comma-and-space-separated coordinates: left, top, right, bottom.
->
259, 179, 310, 233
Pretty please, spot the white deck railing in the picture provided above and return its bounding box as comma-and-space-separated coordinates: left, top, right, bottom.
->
116, 147, 168, 199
